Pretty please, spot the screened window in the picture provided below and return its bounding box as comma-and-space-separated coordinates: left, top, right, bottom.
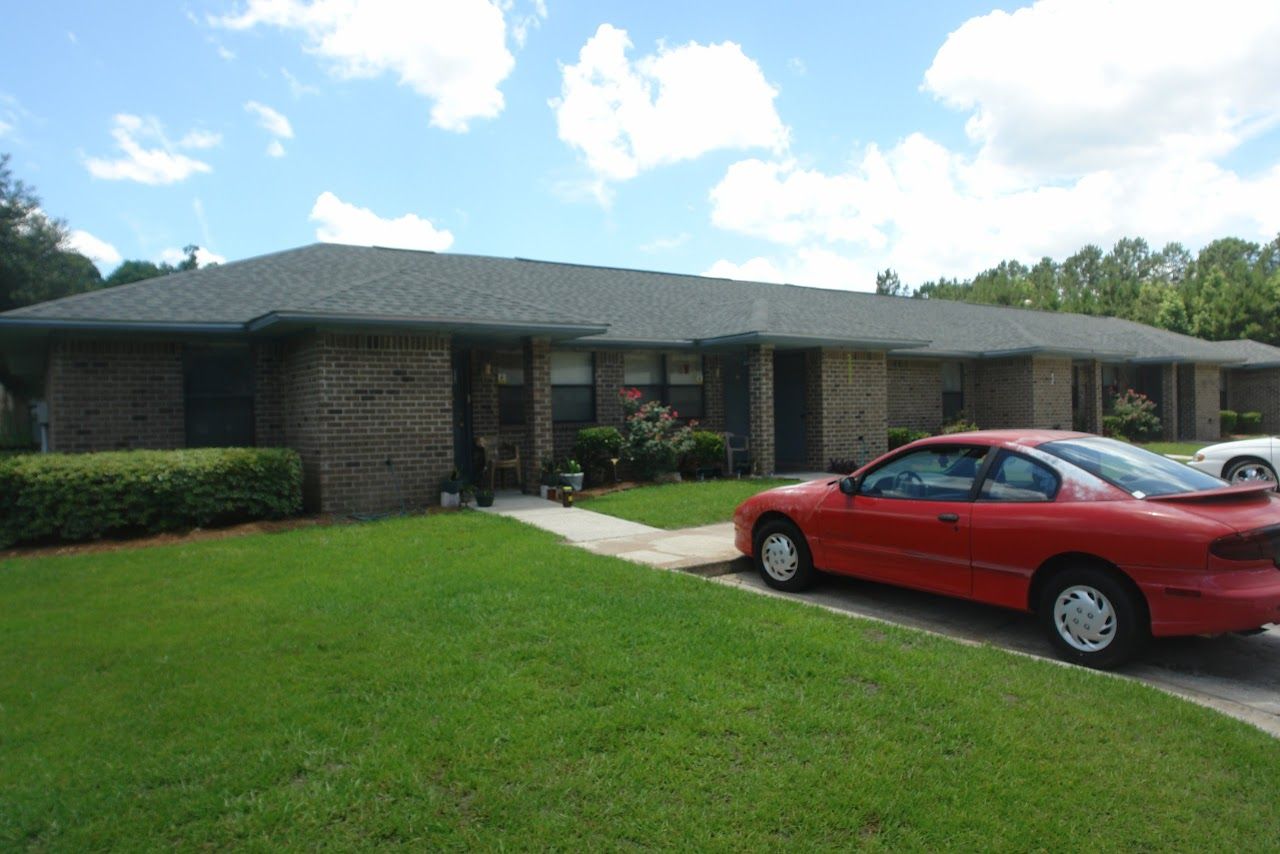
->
551, 351, 595, 422
979, 453, 1059, 502
185, 344, 254, 447
623, 352, 705, 418
941, 361, 964, 420
495, 353, 525, 425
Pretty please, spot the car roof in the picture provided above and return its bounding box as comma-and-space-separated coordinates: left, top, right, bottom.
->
910, 429, 1091, 450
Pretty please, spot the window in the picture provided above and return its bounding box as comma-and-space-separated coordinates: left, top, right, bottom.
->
495, 352, 525, 425
551, 350, 595, 422
623, 352, 705, 418
184, 344, 254, 447
941, 361, 964, 420
979, 453, 1059, 502
1041, 436, 1223, 497
859, 445, 988, 501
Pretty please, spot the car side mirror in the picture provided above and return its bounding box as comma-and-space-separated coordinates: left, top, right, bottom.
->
839, 475, 858, 496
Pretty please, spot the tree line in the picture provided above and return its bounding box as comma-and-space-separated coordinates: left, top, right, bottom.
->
0, 153, 205, 313
876, 235, 1280, 346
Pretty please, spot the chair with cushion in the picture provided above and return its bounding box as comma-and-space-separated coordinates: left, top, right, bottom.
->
477, 436, 522, 490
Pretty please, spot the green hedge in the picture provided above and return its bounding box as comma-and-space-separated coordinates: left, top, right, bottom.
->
1238, 411, 1263, 433
0, 447, 302, 548
888, 427, 930, 450
1220, 409, 1238, 436
574, 426, 623, 486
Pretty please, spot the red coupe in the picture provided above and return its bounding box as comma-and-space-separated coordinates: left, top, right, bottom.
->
734, 431, 1280, 668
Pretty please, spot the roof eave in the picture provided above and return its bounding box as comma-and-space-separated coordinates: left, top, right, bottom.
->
0, 317, 245, 335
695, 331, 931, 351
246, 311, 609, 341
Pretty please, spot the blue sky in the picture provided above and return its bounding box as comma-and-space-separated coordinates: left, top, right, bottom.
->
3, 0, 1278, 291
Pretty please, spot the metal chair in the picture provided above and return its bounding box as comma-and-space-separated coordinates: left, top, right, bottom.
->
477, 436, 522, 490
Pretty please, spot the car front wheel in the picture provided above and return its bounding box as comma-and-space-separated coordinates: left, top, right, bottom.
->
1040, 567, 1147, 669
753, 519, 816, 592
1224, 458, 1278, 490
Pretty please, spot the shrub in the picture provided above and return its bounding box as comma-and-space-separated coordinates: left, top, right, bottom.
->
888, 427, 930, 450
940, 412, 979, 434
681, 430, 725, 476
1106, 389, 1162, 441
828, 457, 858, 474
0, 447, 302, 548
1220, 409, 1238, 436
618, 388, 696, 480
574, 426, 623, 485
1239, 411, 1263, 433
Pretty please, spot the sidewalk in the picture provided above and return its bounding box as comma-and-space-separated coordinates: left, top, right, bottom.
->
474, 491, 746, 574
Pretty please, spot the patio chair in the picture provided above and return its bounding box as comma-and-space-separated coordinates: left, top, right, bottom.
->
477, 435, 522, 490
724, 432, 752, 477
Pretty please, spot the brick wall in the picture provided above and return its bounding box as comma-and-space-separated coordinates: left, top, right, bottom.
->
523, 338, 553, 486
1159, 364, 1179, 441
280, 332, 453, 515
806, 349, 887, 470
1173, 363, 1220, 441
254, 341, 287, 447
886, 359, 942, 432
973, 358, 1033, 428
1228, 367, 1280, 434
1074, 361, 1102, 433
747, 345, 775, 474
1030, 357, 1073, 429
45, 338, 184, 452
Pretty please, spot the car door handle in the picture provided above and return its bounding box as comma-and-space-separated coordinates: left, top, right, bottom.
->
937, 513, 959, 523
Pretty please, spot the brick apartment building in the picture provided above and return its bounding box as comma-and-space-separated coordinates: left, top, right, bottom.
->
1, 243, 1276, 514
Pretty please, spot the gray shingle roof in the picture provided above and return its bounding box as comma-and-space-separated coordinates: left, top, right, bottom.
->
1210, 338, 1280, 369
0, 242, 1248, 364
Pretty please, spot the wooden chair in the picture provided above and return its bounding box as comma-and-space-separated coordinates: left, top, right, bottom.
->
477, 436, 522, 490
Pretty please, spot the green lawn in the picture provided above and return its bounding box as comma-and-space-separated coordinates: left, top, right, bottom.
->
3, 513, 1279, 848
1137, 440, 1207, 456
580, 477, 802, 528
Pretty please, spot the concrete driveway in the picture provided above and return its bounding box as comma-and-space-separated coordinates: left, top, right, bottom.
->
720, 566, 1280, 736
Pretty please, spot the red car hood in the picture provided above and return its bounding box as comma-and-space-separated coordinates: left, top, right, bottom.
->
1147, 482, 1280, 534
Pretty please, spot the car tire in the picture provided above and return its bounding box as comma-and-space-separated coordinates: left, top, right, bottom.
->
754, 519, 816, 592
1224, 457, 1278, 490
1039, 567, 1147, 670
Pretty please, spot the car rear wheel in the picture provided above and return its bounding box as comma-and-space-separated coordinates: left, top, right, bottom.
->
1040, 567, 1147, 669
1224, 458, 1278, 490
754, 520, 816, 592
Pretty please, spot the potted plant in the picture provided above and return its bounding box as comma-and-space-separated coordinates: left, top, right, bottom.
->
475, 487, 495, 508
441, 468, 462, 508
559, 458, 585, 492
459, 482, 476, 507
539, 457, 559, 499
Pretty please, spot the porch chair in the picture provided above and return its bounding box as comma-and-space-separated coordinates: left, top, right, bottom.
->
477, 435, 522, 490
724, 432, 752, 477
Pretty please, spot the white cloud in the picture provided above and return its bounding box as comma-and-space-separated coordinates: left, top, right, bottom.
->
551, 24, 789, 185
159, 246, 226, 267
84, 114, 215, 185
245, 100, 293, 139
281, 67, 320, 98
65, 229, 122, 268
923, 0, 1280, 178
266, 139, 286, 158
707, 0, 1280, 289
705, 248, 878, 292
213, 0, 515, 132
309, 191, 454, 251
639, 232, 691, 253
508, 0, 548, 47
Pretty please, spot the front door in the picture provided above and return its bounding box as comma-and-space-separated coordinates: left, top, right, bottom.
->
451, 350, 475, 481
723, 350, 750, 437
773, 351, 807, 470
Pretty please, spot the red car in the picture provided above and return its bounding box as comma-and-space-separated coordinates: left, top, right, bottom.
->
734, 431, 1280, 668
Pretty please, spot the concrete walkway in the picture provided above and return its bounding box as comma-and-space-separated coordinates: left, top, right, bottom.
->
476, 484, 1280, 738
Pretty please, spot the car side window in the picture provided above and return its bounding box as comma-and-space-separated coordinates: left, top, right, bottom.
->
979, 453, 1059, 502
858, 446, 988, 501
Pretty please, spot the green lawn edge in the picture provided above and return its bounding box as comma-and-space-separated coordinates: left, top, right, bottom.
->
579, 477, 804, 528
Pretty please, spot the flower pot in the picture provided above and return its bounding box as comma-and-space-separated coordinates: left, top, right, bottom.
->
539, 485, 550, 499
476, 493, 495, 508
440, 491, 461, 509
560, 472, 585, 492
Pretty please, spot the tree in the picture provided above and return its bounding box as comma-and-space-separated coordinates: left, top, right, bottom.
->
104, 245, 203, 286
875, 268, 908, 296
0, 154, 102, 311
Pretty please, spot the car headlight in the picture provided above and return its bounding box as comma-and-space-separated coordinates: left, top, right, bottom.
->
1192, 452, 1205, 462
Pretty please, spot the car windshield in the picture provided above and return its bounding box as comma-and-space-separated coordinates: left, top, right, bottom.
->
1040, 437, 1226, 497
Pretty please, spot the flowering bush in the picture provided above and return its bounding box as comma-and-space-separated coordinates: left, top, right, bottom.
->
619, 388, 696, 480
1104, 389, 1162, 441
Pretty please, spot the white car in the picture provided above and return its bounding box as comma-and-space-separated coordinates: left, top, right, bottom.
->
1186, 436, 1278, 488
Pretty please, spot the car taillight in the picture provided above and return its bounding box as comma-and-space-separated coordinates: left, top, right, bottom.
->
1209, 525, 1280, 566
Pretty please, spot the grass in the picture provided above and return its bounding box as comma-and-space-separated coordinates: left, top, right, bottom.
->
1137, 440, 1208, 456
3, 513, 1280, 848
580, 477, 802, 528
